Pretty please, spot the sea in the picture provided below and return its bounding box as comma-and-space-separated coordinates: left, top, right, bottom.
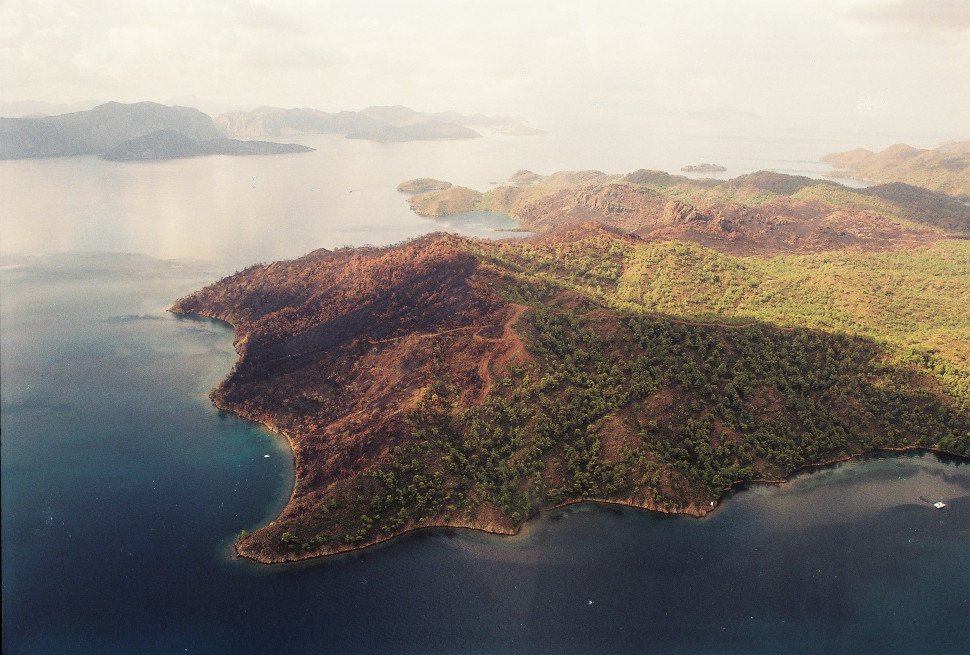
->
2, 126, 968, 654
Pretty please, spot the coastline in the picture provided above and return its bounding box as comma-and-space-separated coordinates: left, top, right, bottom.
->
173, 307, 969, 566
231, 444, 967, 566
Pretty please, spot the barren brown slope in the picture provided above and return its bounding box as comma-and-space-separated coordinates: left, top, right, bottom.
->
172, 227, 969, 563
173, 235, 539, 559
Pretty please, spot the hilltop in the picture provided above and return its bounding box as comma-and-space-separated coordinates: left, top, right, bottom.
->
822, 141, 970, 200
172, 220, 969, 562
402, 169, 970, 255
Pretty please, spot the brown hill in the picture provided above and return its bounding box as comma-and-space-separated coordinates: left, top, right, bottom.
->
406, 169, 964, 255
822, 141, 970, 200
407, 186, 483, 217
397, 178, 452, 194
172, 229, 969, 563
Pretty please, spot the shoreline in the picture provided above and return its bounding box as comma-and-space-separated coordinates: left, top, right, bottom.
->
233, 437, 967, 566
230, 446, 970, 569
173, 309, 968, 566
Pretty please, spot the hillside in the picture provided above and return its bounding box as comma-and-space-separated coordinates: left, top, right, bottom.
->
822, 141, 970, 200
403, 169, 970, 255
406, 185, 484, 216
172, 227, 969, 563
0, 101, 309, 160
101, 130, 313, 161
215, 104, 534, 142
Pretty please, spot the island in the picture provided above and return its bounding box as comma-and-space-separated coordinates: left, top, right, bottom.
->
403, 168, 970, 253
101, 129, 313, 161
215, 105, 540, 143
406, 186, 484, 217
0, 101, 542, 156
822, 141, 970, 201
172, 167, 969, 563
0, 101, 311, 160
397, 178, 453, 194
681, 163, 727, 173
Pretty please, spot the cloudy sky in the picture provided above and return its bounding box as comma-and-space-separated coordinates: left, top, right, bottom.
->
1, 0, 968, 138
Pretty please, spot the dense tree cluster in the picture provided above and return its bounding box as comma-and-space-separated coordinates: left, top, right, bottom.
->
336, 296, 968, 548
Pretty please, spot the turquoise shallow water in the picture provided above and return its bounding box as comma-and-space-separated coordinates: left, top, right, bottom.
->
2, 253, 968, 654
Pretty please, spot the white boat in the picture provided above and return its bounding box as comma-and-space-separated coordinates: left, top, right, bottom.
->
933, 501, 946, 509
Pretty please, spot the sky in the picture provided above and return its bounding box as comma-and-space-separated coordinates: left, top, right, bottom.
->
1, 0, 968, 139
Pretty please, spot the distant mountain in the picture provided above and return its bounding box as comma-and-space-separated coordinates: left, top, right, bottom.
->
216, 104, 534, 142
101, 129, 313, 161
215, 106, 378, 139
0, 101, 308, 160
162, 96, 257, 118
0, 101, 221, 158
0, 118, 86, 159
491, 124, 547, 136
346, 120, 481, 143
822, 141, 970, 200
0, 99, 103, 117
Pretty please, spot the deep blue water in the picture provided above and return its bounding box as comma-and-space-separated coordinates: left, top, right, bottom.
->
2, 253, 969, 655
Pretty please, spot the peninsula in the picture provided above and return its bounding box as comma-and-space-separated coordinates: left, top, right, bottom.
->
822, 141, 970, 201
173, 169, 969, 563
402, 168, 970, 253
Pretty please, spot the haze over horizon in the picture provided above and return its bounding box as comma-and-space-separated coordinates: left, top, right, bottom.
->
2, 0, 969, 144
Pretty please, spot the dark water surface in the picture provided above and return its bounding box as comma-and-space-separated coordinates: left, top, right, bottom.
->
2, 254, 968, 654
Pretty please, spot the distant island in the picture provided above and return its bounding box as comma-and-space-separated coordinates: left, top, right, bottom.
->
215, 105, 540, 143
397, 178, 453, 194
822, 141, 970, 201
401, 168, 970, 253
102, 129, 312, 161
0, 100, 537, 159
0, 101, 312, 161
173, 165, 969, 563
681, 163, 726, 173
406, 185, 484, 218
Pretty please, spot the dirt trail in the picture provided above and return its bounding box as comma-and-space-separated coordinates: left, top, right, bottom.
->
473, 304, 528, 402
367, 325, 478, 345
